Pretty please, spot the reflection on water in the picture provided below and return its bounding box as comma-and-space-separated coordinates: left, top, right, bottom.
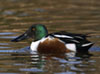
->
0, 0, 100, 74
0, 38, 99, 74
0, 50, 97, 74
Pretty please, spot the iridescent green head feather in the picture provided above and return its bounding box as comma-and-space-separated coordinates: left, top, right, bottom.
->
34, 24, 48, 40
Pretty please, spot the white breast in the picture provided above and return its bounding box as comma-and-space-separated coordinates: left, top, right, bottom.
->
30, 40, 41, 52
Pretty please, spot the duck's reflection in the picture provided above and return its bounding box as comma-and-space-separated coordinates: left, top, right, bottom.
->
8, 47, 95, 74
29, 50, 95, 74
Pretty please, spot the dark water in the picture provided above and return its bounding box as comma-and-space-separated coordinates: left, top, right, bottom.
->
0, 0, 100, 74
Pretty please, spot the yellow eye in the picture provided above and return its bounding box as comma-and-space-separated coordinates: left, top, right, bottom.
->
32, 28, 35, 31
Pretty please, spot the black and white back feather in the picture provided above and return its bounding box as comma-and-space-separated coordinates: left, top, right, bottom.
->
47, 31, 93, 53
48, 31, 89, 43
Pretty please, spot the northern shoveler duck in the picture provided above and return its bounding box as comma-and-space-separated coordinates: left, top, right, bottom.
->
11, 24, 94, 54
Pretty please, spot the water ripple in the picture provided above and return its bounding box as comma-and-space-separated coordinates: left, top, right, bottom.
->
0, 46, 10, 48
2, 11, 16, 15
19, 68, 43, 72
89, 46, 100, 51
0, 32, 16, 35
0, 43, 9, 45
0, 36, 17, 39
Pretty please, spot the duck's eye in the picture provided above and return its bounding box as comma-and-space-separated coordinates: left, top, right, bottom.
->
32, 28, 35, 31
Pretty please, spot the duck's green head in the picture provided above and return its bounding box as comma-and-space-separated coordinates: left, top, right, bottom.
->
11, 24, 48, 42
34, 24, 48, 40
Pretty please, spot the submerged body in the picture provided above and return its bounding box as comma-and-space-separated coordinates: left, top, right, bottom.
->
11, 24, 94, 54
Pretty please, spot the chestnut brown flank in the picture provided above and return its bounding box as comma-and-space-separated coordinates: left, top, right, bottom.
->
37, 38, 71, 54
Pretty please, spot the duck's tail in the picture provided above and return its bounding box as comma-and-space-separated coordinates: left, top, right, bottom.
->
77, 42, 94, 53
81, 42, 94, 50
